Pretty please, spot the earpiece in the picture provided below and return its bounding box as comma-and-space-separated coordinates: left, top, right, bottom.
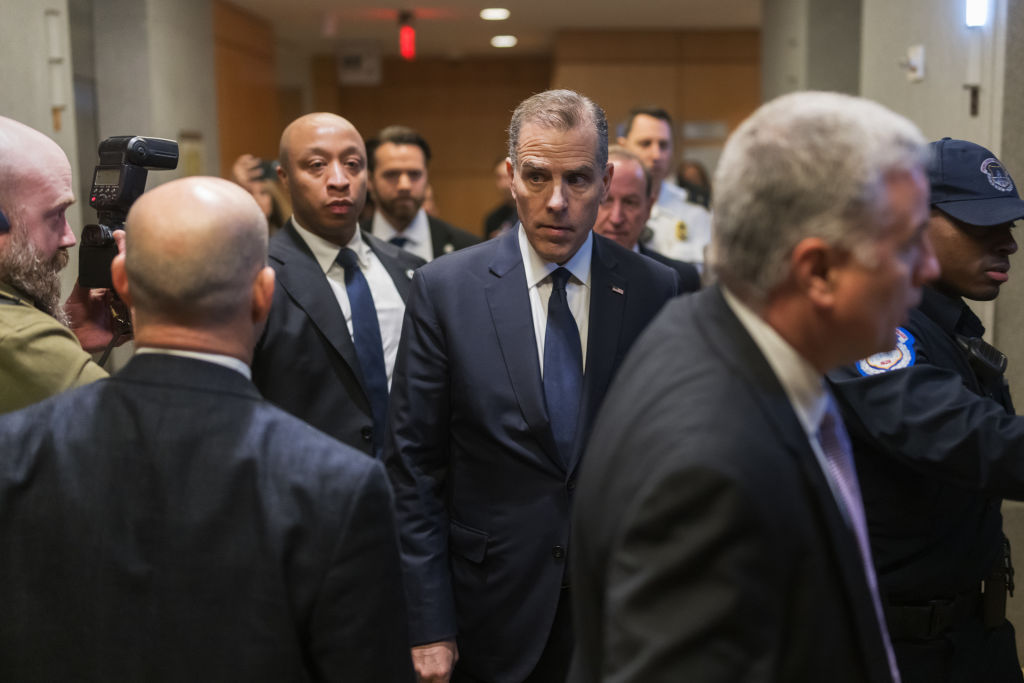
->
0, 208, 9, 234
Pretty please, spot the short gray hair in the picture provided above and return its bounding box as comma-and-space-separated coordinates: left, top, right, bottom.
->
508, 89, 608, 169
709, 91, 928, 302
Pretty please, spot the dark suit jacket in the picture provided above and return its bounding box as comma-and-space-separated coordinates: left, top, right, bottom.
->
385, 228, 679, 682
252, 220, 425, 455
427, 214, 480, 257
639, 242, 701, 293
0, 354, 413, 682
569, 286, 895, 683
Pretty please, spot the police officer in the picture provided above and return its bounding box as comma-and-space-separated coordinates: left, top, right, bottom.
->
829, 138, 1024, 683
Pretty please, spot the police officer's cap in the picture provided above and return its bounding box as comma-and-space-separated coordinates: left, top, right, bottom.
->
928, 137, 1024, 227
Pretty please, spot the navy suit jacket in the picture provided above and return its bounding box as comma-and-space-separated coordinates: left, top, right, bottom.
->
0, 354, 413, 682
385, 228, 679, 682
639, 242, 701, 293
570, 287, 895, 683
252, 220, 425, 455
427, 214, 480, 257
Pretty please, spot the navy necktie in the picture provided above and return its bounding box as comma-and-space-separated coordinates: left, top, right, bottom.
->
389, 236, 409, 248
543, 267, 583, 463
336, 248, 389, 454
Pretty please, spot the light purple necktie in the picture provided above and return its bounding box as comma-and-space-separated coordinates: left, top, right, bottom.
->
819, 398, 901, 683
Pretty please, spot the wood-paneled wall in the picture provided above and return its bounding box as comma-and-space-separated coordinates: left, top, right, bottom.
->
312, 55, 552, 236
213, 0, 279, 177
553, 29, 761, 169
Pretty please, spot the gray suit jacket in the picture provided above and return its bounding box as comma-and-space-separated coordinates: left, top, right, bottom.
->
0, 354, 413, 682
570, 286, 895, 683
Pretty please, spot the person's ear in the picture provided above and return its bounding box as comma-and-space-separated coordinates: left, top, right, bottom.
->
790, 236, 840, 308
251, 266, 275, 325
111, 252, 133, 308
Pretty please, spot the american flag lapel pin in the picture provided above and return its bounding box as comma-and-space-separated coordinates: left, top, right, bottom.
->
611, 286, 624, 295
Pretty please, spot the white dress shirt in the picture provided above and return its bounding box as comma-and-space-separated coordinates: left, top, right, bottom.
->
134, 347, 252, 380
371, 208, 434, 263
291, 220, 406, 387
518, 226, 592, 376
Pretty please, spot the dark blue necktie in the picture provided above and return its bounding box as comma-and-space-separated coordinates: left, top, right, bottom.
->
389, 236, 409, 248
336, 248, 389, 454
543, 267, 583, 463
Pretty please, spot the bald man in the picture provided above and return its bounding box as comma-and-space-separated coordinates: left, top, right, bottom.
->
0, 177, 414, 682
0, 116, 112, 412
252, 112, 424, 457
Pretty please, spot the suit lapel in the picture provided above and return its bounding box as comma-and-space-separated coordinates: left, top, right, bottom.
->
484, 230, 561, 465
569, 236, 626, 473
364, 230, 416, 301
271, 222, 368, 395
699, 288, 892, 679
427, 216, 449, 259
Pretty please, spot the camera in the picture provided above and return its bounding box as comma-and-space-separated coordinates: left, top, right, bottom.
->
79, 135, 179, 288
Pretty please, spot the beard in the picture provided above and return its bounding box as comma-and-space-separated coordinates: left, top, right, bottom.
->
377, 194, 422, 226
0, 228, 70, 326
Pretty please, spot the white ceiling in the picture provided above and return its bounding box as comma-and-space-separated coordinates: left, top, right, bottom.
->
227, 0, 762, 58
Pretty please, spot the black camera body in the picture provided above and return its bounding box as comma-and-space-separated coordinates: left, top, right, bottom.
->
79, 136, 179, 288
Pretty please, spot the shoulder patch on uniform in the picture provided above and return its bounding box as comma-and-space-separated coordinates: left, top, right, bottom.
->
855, 327, 916, 376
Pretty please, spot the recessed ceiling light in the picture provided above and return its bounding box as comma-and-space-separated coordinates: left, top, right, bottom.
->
480, 8, 511, 21
490, 35, 517, 48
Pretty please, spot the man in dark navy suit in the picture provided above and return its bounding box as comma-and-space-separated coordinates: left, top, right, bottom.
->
385, 89, 679, 683
594, 144, 701, 293
0, 177, 412, 682
252, 113, 424, 456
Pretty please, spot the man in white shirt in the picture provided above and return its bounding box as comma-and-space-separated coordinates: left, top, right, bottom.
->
571, 91, 941, 683
618, 106, 713, 267
365, 125, 479, 262
252, 113, 425, 457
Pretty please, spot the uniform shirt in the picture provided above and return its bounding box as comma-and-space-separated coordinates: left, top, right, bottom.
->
829, 286, 1013, 601
643, 180, 713, 268
291, 221, 405, 386
518, 226, 591, 375
371, 208, 434, 263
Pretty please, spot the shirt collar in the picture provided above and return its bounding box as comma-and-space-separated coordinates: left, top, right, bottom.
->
291, 217, 369, 273
372, 208, 429, 246
919, 285, 984, 337
722, 287, 829, 436
517, 225, 593, 289
134, 347, 252, 380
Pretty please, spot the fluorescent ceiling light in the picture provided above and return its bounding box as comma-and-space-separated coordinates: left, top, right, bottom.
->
491, 35, 517, 48
966, 0, 988, 26
480, 8, 511, 21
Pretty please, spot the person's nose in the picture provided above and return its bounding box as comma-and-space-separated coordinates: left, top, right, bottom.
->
547, 181, 568, 214
325, 160, 349, 191
915, 232, 941, 285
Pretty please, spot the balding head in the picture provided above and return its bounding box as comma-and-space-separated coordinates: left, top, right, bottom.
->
0, 117, 76, 320
118, 177, 271, 340
277, 113, 368, 245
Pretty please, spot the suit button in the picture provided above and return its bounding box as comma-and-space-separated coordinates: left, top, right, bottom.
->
360, 426, 373, 441
552, 545, 565, 561
567, 480, 576, 491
